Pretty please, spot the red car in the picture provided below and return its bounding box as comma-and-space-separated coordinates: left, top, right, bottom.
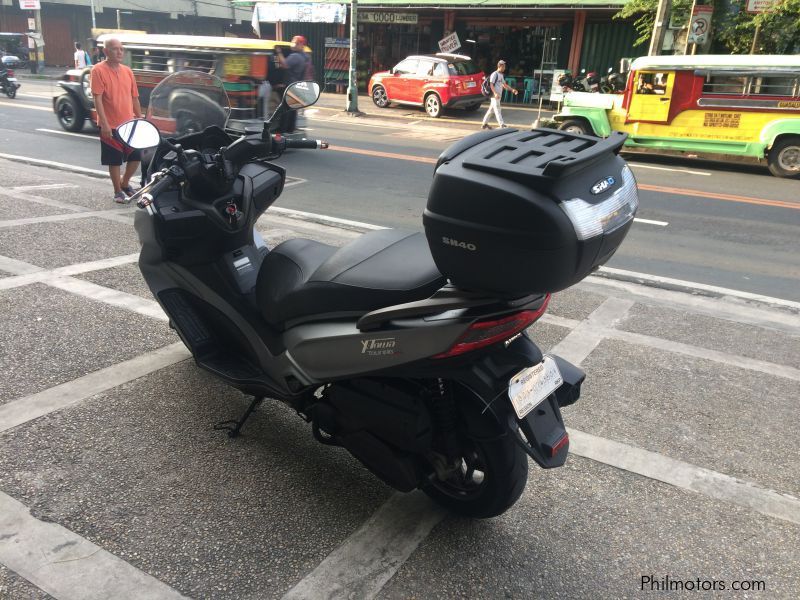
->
369, 53, 485, 118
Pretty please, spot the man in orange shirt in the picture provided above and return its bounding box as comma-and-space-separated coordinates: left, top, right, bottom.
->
90, 37, 142, 203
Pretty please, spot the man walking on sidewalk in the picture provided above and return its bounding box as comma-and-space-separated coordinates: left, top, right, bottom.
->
90, 37, 142, 203
481, 60, 517, 129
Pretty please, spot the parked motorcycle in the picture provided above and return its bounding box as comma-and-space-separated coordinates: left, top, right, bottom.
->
116, 71, 638, 518
601, 67, 627, 94
557, 71, 585, 93
0, 66, 20, 98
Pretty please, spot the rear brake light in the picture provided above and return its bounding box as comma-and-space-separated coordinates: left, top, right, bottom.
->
7, 69, 14, 77
433, 294, 551, 359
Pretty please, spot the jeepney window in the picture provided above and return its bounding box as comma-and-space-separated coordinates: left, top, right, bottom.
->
749, 76, 798, 97
702, 73, 748, 95
131, 50, 169, 72
129, 50, 215, 74
635, 72, 669, 95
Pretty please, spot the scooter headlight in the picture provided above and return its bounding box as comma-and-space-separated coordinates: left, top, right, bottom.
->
560, 165, 638, 241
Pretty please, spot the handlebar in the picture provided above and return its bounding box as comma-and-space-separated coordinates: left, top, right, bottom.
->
283, 138, 329, 150
130, 166, 184, 210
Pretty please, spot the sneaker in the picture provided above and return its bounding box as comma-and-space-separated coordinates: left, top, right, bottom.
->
113, 191, 130, 204
122, 184, 137, 196
481, 124, 491, 130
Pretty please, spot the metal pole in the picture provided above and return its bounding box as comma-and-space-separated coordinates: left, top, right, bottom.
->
683, 0, 697, 55
346, 0, 360, 113
648, 0, 672, 56
117, 9, 121, 30
750, 24, 761, 54
33, 8, 42, 75
534, 37, 548, 128
90, 0, 97, 30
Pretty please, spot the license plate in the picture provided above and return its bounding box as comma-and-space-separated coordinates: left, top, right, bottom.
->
7, 78, 17, 82
508, 356, 563, 420
466, 81, 476, 88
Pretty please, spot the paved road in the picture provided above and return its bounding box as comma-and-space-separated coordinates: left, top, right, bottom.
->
0, 159, 798, 599
2, 80, 799, 302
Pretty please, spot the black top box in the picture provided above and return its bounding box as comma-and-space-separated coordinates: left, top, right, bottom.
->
424, 128, 638, 297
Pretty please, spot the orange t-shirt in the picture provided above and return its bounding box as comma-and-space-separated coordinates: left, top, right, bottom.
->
90, 61, 139, 128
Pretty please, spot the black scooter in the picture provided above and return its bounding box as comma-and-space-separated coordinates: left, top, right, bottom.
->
116, 71, 638, 518
0, 67, 20, 99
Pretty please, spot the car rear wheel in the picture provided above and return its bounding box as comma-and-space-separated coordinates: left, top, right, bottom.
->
425, 93, 443, 118
372, 85, 390, 108
767, 137, 800, 178
56, 95, 85, 132
558, 119, 591, 135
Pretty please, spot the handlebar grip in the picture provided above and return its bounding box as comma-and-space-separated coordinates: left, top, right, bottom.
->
283, 138, 328, 149
148, 174, 175, 198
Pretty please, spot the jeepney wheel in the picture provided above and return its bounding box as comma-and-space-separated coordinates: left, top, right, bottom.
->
767, 137, 800, 178
56, 95, 85, 132
558, 119, 591, 136
372, 85, 390, 108
425, 93, 443, 118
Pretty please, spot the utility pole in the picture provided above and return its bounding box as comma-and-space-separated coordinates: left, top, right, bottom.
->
648, 0, 672, 56
683, 0, 697, 55
750, 24, 761, 54
32, 7, 43, 75
90, 0, 96, 30
346, 0, 360, 113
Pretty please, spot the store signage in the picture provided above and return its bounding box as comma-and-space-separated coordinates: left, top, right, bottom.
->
255, 2, 347, 24
438, 32, 461, 54
746, 0, 779, 12
324, 38, 351, 48
687, 5, 713, 45
362, 12, 418, 25
19, 0, 41, 9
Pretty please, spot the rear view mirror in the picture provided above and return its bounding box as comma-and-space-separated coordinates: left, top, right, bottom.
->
282, 80, 321, 110
115, 119, 160, 150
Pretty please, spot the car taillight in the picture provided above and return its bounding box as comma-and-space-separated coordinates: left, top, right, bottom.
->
433, 295, 551, 359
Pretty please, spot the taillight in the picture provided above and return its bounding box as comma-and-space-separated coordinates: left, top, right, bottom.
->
433, 295, 551, 359
7, 69, 14, 77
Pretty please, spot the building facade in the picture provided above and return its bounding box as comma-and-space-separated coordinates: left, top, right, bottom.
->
0, 0, 641, 87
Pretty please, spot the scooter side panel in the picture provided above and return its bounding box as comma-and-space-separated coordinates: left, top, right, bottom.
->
284, 320, 468, 381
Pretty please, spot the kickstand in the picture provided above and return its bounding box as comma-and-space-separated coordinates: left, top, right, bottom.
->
214, 396, 265, 438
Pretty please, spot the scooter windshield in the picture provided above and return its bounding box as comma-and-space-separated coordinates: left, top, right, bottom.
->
146, 70, 231, 138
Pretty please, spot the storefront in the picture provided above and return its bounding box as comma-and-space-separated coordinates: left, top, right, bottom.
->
353, 2, 637, 90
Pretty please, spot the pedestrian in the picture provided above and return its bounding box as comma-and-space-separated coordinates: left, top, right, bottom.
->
73, 42, 90, 69
481, 60, 517, 129
90, 37, 143, 204
280, 35, 311, 133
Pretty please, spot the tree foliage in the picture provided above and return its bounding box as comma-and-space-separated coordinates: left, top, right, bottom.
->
714, 0, 800, 54
614, 0, 692, 48
614, 0, 800, 54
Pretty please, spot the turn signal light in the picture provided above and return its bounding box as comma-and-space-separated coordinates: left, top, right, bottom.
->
433, 295, 550, 359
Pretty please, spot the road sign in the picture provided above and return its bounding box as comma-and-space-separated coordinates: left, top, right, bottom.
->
438, 32, 461, 54
746, 0, 779, 12
687, 5, 713, 45
19, 0, 41, 9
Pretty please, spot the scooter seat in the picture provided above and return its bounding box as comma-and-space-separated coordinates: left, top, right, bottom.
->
256, 229, 446, 328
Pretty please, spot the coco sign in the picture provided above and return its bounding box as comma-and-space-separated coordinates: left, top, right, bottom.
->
362, 12, 418, 25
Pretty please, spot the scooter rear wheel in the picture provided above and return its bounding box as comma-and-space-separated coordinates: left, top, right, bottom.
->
423, 393, 528, 518
6, 86, 16, 99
